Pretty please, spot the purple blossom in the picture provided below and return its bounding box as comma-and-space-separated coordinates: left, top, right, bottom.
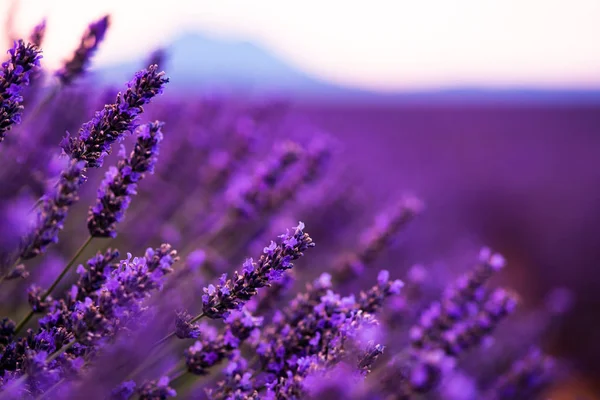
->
185, 309, 262, 375
229, 141, 303, 217
55, 15, 110, 85
174, 310, 202, 339
484, 348, 556, 400
19, 160, 86, 260
61, 65, 169, 168
138, 376, 176, 400
333, 196, 423, 282
201, 222, 314, 319
0, 40, 43, 143
70, 244, 178, 345
29, 19, 47, 48
75, 249, 121, 300
88, 121, 164, 237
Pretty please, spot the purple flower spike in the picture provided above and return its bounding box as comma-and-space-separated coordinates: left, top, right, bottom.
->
29, 19, 47, 48
19, 160, 86, 260
138, 376, 176, 400
175, 310, 202, 339
61, 65, 169, 168
56, 15, 110, 85
88, 121, 164, 238
485, 348, 556, 400
334, 195, 424, 282
0, 40, 43, 143
185, 309, 263, 376
202, 222, 314, 319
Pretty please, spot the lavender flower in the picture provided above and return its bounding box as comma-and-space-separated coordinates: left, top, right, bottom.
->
110, 380, 136, 400
56, 15, 110, 85
88, 121, 164, 237
207, 352, 258, 399
74, 248, 121, 299
0, 40, 42, 142
61, 65, 169, 168
334, 196, 423, 282
71, 245, 178, 345
484, 348, 556, 400
201, 222, 314, 319
19, 160, 86, 260
29, 19, 47, 48
185, 309, 262, 375
138, 376, 176, 400
258, 271, 402, 378
357, 341, 385, 376
174, 310, 202, 339
229, 141, 303, 218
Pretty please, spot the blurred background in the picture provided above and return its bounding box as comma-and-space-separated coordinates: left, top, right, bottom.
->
1, 0, 599, 397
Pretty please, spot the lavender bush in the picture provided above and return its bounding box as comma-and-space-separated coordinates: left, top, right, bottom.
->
0, 12, 581, 400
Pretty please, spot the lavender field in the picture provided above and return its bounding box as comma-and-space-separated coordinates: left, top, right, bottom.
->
1, 12, 599, 400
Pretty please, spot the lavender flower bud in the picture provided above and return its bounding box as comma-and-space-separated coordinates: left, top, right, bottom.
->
19, 160, 86, 260
138, 376, 176, 400
0, 40, 42, 142
175, 310, 201, 339
443, 247, 506, 306
357, 269, 405, 314
357, 341, 385, 376
438, 288, 518, 356
56, 15, 110, 85
185, 309, 262, 375
206, 352, 258, 400
27, 285, 51, 313
71, 245, 178, 345
229, 141, 303, 218
110, 380, 136, 400
3, 264, 29, 280
75, 249, 121, 299
410, 249, 508, 350
29, 19, 47, 48
485, 348, 556, 400
201, 222, 314, 319
334, 196, 423, 282
0, 318, 16, 347
246, 271, 295, 314
61, 65, 169, 168
87, 121, 164, 237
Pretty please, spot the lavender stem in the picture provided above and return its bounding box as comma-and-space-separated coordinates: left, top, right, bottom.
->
21, 84, 61, 128
13, 236, 93, 335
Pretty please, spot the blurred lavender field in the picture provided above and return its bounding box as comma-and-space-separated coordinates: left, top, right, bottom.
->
300, 102, 600, 380
1, 9, 600, 400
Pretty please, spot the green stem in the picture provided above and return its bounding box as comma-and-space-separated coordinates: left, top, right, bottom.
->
0, 258, 22, 286
189, 312, 205, 324
34, 378, 64, 400
24, 84, 61, 125
44, 236, 93, 298
13, 236, 93, 336
47, 339, 77, 363
168, 369, 190, 390
153, 331, 176, 347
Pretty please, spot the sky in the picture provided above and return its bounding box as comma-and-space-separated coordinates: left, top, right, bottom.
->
1, 0, 600, 92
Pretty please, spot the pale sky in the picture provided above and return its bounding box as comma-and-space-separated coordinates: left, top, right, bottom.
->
2, 0, 600, 91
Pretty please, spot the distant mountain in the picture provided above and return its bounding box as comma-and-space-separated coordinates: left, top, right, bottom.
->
95, 32, 600, 105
